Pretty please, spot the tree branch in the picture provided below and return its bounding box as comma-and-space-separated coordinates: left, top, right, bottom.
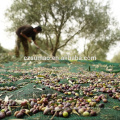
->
45, 34, 49, 48
49, 5, 58, 34
48, 34, 54, 50
83, 38, 87, 56
58, 24, 86, 49
90, 47, 100, 56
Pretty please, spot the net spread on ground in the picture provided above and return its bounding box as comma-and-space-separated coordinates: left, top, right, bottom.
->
0, 60, 120, 120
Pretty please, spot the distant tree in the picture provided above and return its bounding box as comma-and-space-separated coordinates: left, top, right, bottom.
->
81, 28, 120, 60
0, 44, 8, 53
111, 51, 120, 63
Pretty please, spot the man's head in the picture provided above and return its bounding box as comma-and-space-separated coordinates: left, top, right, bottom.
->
33, 26, 42, 33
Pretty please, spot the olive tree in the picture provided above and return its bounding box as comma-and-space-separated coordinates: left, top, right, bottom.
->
5, 0, 113, 56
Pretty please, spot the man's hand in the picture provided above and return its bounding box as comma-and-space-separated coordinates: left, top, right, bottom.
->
27, 38, 32, 43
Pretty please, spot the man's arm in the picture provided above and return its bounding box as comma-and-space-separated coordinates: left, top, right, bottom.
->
20, 33, 32, 43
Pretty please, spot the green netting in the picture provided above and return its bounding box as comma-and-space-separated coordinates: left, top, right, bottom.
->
0, 60, 120, 120
72, 60, 120, 73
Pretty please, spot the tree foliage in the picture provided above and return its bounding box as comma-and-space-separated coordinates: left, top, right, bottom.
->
0, 44, 8, 53
81, 28, 120, 60
5, 0, 118, 57
111, 51, 120, 63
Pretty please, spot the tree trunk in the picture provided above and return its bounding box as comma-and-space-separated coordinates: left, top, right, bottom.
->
52, 48, 58, 56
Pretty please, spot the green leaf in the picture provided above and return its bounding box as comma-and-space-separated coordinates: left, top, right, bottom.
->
113, 106, 120, 110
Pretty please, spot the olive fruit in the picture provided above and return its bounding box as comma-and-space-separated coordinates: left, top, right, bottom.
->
16, 112, 24, 118
44, 107, 51, 115
14, 111, 19, 116
31, 101, 35, 107
21, 101, 28, 106
33, 109, 39, 114
89, 102, 96, 107
6, 111, 12, 116
99, 103, 104, 108
63, 111, 69, 117
102, 99, 108, 103
82, 111, 90, 116
0, 112, 5, 119
64, 107, 72, 113
59, 111, 63, 117
78, 108, 85, 114
90, 111, 97, 116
